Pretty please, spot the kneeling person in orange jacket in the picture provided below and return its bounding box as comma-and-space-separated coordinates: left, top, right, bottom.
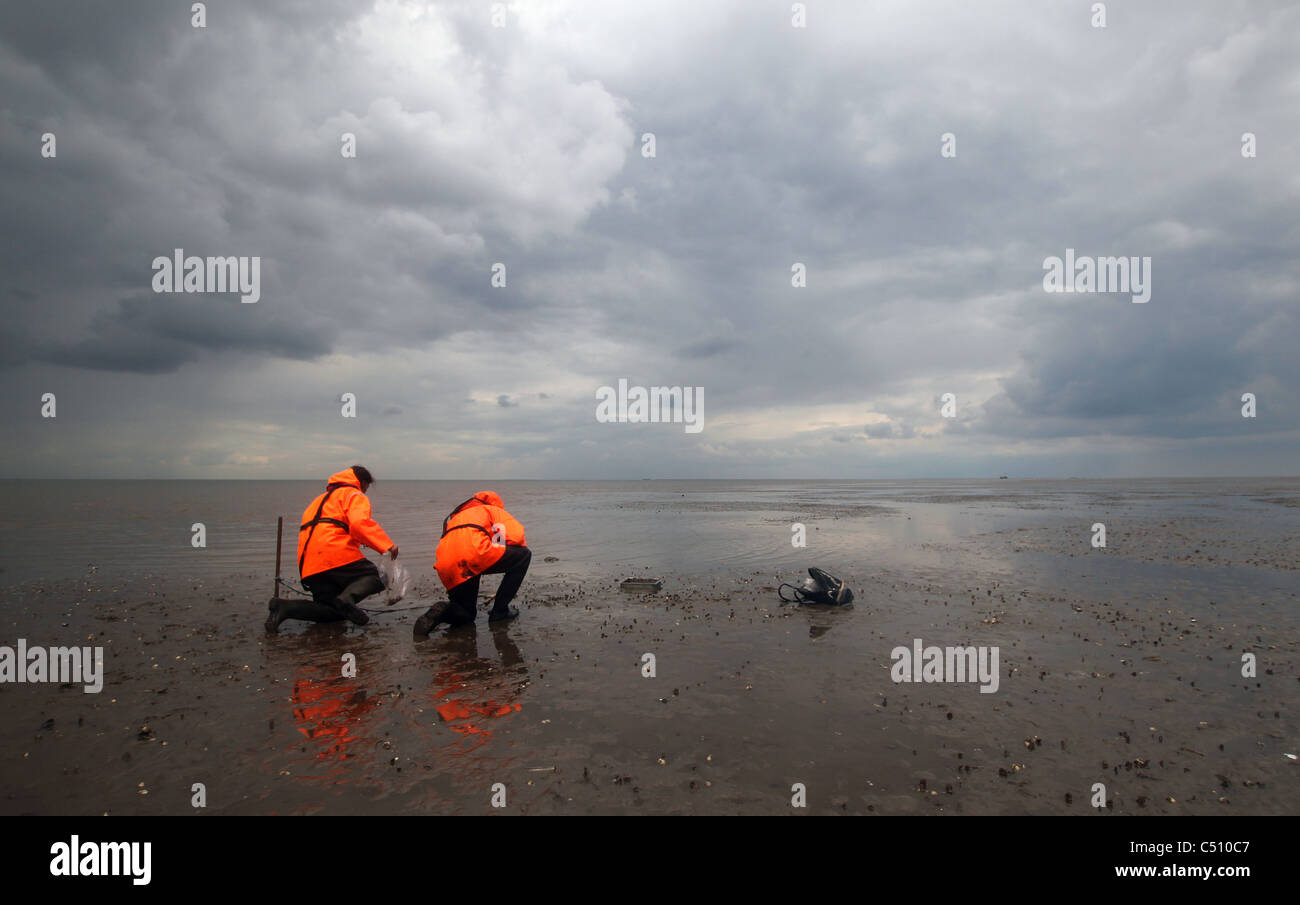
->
266, 465, 398, 632
414, 491, 530, 636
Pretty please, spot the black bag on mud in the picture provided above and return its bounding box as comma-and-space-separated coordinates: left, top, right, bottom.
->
778, 567, 854, 606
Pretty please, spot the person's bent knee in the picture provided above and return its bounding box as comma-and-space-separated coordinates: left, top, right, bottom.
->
499, 545, 530, 569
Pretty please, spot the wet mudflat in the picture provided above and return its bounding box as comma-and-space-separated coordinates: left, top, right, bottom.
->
0, 479, 1296, 814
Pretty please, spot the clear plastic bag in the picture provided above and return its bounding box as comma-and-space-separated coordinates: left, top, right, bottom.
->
380, 556, 412, 605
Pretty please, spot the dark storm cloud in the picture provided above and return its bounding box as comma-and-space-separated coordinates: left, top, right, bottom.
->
678, 337, 736, 359
0, 0, 625, 378
30, 294, 334, 374
0, 0, 1296, 477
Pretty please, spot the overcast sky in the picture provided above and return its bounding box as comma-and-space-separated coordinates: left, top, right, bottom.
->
1, 0, 1296, 479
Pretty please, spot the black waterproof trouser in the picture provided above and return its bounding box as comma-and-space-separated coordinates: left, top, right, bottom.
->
445, 545, 531, 626
285, 559, 384, 623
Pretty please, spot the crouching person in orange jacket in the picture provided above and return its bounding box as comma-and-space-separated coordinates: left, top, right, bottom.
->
266, 465, 398, 632
414, 491, 529, 637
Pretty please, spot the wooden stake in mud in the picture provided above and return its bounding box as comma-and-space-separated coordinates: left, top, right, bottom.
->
273, 516, 283, 599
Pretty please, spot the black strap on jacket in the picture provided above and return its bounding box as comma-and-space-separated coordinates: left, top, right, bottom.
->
441, 495, 485, 537
441, 495, 515, 549
443, 522, 493, 539
298, 483, 352, 575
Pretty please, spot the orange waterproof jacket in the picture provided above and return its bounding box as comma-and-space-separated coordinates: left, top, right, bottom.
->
434, 491, 526, 590
297, 468, 395, 579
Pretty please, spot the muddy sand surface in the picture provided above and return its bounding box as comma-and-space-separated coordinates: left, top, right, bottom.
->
1, 540, 1295, 815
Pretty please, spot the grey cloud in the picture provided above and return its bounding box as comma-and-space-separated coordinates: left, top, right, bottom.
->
0, 1, 1296, 477
32, 295, 334, 374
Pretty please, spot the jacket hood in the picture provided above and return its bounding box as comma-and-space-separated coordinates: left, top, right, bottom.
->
470, 491, 503, 508
442, 491, 504, 534
327, 468, 363, 489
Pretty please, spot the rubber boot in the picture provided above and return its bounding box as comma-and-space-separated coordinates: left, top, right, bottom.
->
266, 598, 284, 633
274, 597, 350, 625
413, 601, 450, 637
443, 597, 478, 629
341, 603, 370, 626
336, 573, 383, 605
487, 605, 520, 623
336, 574, 383, 620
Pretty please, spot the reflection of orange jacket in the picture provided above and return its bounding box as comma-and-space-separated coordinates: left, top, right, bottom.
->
297, 468, 395, 578
434, 491, 526, 590
290, 675, 379, 759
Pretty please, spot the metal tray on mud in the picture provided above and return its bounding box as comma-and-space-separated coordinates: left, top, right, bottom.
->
620, 577, 664, 593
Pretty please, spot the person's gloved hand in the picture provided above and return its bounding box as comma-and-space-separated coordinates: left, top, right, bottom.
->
388, 545, 399, 559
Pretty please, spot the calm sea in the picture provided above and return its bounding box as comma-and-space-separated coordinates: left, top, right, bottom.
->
1, 478, 1297, 590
